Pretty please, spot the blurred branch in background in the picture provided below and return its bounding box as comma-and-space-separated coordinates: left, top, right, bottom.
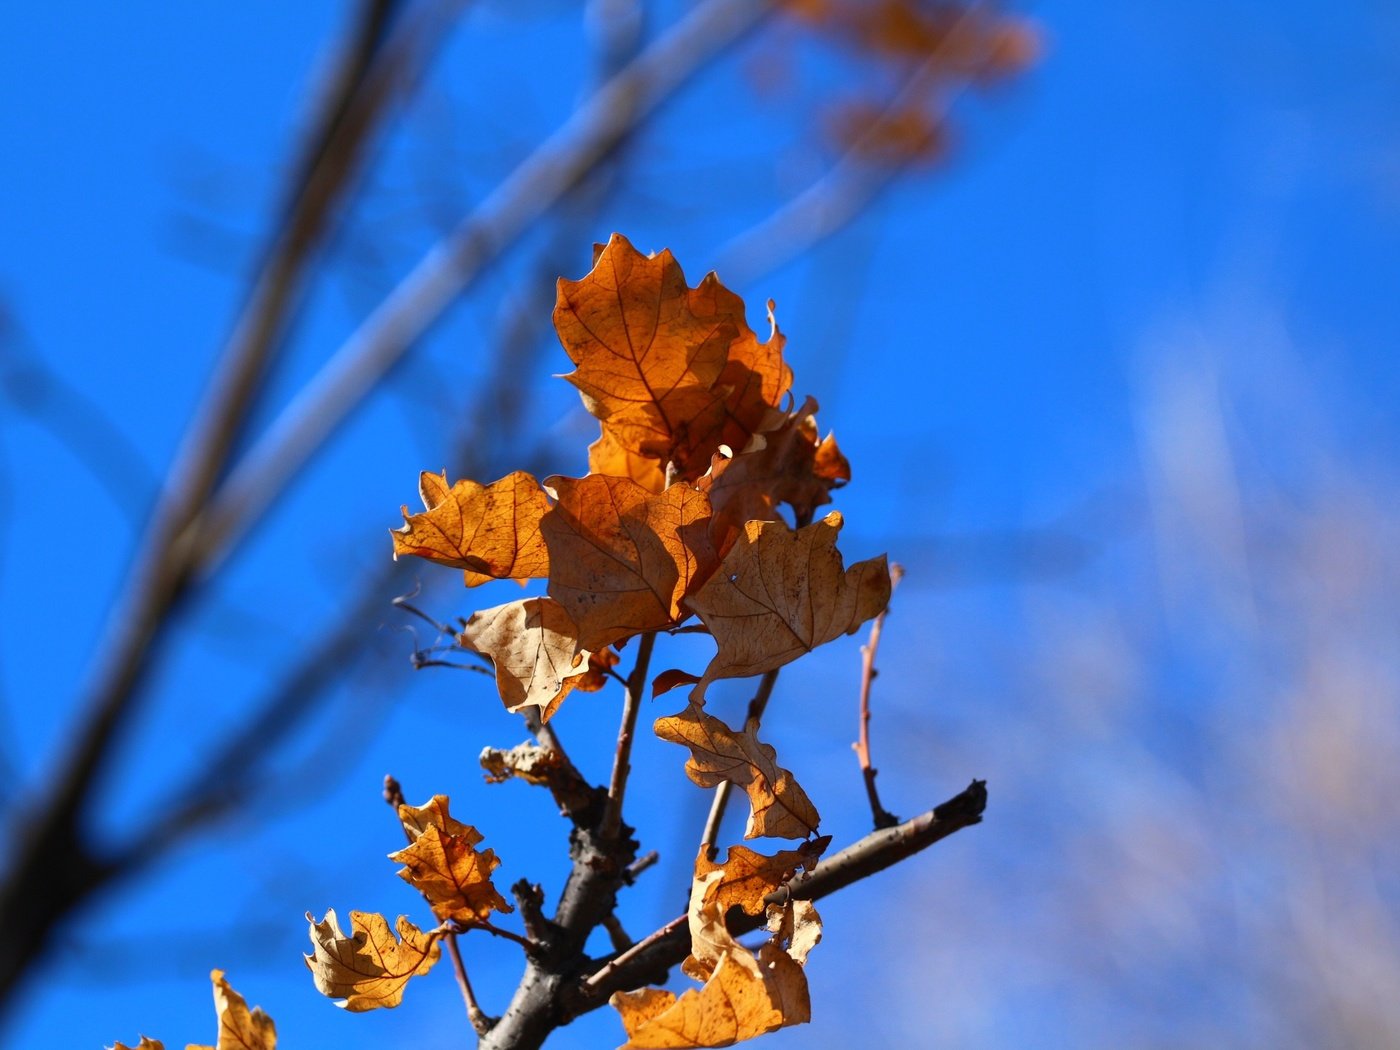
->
0, 0, 1036, 1028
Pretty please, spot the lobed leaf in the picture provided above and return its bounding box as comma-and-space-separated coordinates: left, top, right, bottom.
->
692, 838, 829, 917
392, 470, 550, 586
304, 910, 441, 1011
391, 795, 512, 923
542, 474, 717, 652
653, 706, 819, 840
458, 596, 591, 721
185, 969, 276, 1050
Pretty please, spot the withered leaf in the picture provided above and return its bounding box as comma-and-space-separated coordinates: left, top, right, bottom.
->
543, 474, 716, 652
654, 706, 819, 839
611, 866, 818, 1048
699, 396, 849, 556
186, 969, 276, 1050
109, 1038, 163, 1050
304, 910, 440, 1012
391, 795, 512, 923
692, 838, 829, 917
686, 512, 889, 693
458, 596, 590, 720
393, 470, 550, 586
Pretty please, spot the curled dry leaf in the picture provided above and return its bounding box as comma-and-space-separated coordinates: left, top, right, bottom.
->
458, 596, 590, 720
186, 969, 276, 1050
611, 863, 821, 1048
391, 795, 512, 923
654, 706, 819, 840
542, 474, 717, 652
685, 512, 889, 695
699, 396, 849, 556
109, 1038, 164, 1050
393, 470, 550, 586
555, 234, 790, 490
480, 740, 567, 786
304, 909, 440, 1012
692, 837, 829, 917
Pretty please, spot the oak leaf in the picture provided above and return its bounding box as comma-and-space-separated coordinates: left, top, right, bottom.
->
542, 474, 717, 652
458, 596, 591, 720
391, 795, 512, 923
393, 470, 550, 586
304, 910, 441, 1011
686, 512, 889, 694
109, 1039, 163, 1050
186, 969, 276, 1050
692, 838, 828, 917
654, 706, 819, 839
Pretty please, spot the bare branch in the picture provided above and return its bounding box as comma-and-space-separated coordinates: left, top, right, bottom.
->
603, 632, 658, 839
855, 562, 904, 829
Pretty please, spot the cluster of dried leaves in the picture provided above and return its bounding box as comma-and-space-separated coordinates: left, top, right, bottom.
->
109, 235, 892, 1049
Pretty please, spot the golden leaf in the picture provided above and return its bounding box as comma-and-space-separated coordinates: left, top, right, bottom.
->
109, 1039, 164, 1050
685, 513, 889, 693
653, 706, 819, 840
458, 596, 591, 720
185, 969, 276, 1050
392, 470, 550, 586
542, 474, 716, 652
391, 795, 512, 923
304, 910, 440, 1012
692, 838, 828, 917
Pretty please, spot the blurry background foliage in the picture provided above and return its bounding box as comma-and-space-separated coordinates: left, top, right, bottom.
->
1, 0, 1398, 1047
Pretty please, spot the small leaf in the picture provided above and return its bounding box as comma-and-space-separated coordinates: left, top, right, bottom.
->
185, 969, 276, 1050
543, 475, 717, 652
692, 838, 829, 917
654, 706, 819, 839
685, 513, 889, 694
391, 795, 513, 923
393, 470, 550, 586
304, 910, 441, 1012
109, 1039, 164, 1050
458, 596, 591, 720
652, 668, 702, 699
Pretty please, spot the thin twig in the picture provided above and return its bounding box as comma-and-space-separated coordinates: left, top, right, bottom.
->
855, 562, 904, 829
571, 779, 987, 1014
603, 631, 658, 839
622, 850, 660, 885
601, 913, 632, 953
445, 932, 494, 1035
699, 668, 780, 859
193, 0, 780, 574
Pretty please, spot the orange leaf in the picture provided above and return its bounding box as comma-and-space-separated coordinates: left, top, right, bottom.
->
692, 838, 828, 917
458, 596, 591, 720
184, 969, 276, 1050
392, 470, 550, 586
390, 795, 512, 923
542, 474, 717, 652
686, 513, 889, 694
110, 1037, 164, 1050
304, 910, 440, 1012
652, 668, 702, 699
653, 706, 819, 840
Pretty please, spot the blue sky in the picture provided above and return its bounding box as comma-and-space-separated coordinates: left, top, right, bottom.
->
2, 1, 1398, 1047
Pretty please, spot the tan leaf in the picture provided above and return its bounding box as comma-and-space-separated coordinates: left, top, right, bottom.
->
304, 910, 440, 1012
109, 1039, 164, 1050
692, 838, 828, 916
392, 470, 550, 586
767, 899, 823, 966
458, 596, 590, 720
184, 969, 275, 1050
391, 795, 512, 923
699, 397, 849, 556
685, 513, 889, 692
653, 706, 819, 839
542, 474, 717, 652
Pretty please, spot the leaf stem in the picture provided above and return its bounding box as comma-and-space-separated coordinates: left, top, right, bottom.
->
854, 562, 903, 829
603, 631, 658, 838
699, 668, 780, 859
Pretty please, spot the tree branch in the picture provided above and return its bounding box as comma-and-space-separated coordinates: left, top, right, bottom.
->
855, 562, 904, 829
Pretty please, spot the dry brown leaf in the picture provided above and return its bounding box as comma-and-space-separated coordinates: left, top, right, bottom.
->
699, 397, 849, 556
458, 596, 590, 720
185, 969, 276, 1050
543, 474, 717, 651
391, 795, 512, 923
652, 668, 702, 699
393, 470, 550, 586
693, 838, 828, 917
653, 706, 819, 839
686, 513, 889, 693
612, 866, 818, 1048
304, 910, 440, 1012
556, 235, 789, 489
110, 1038, 164, 1050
